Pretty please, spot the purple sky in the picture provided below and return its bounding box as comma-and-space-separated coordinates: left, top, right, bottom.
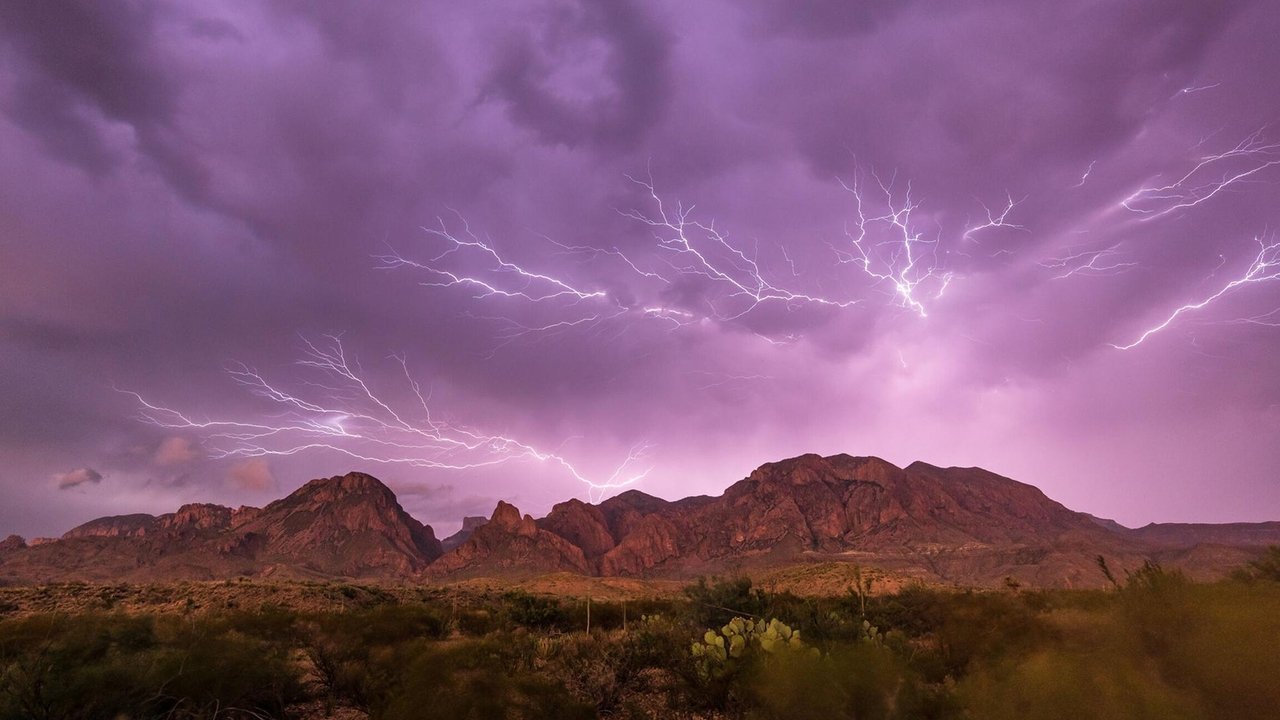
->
2, 0, 1279, 538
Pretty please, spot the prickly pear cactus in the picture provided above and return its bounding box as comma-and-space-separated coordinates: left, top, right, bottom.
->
859, 619, 884, 646
690, 616, 814, 679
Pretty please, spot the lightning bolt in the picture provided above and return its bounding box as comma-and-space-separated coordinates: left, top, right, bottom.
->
1110, 236, 1280, 350
685, 371, 775, 390
375, 214, 610, 303
1178, 82, 1221, 96
1072, 160, 1097, 188
1121, 130, 1280, 221
1039, 244, 1140, 280
834, 169, 960, 318
1227, 307, 1280, 327
618, 176, 863, 321
121, 334, 652, 502
961, 192, 1026, 243
380, 170, 1019, 342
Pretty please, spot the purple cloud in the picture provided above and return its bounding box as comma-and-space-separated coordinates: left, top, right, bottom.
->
1, 0, 1278, 538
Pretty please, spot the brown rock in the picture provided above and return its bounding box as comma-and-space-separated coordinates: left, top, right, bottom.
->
2, 471, 441, 583
538, 498, 616, 560
428, 501, 590, 577
230, 505, 261, 529
62, 514, 157, 540
3, 456, 1276, 588
158, 503, 232, 532
441, 516, 488, 551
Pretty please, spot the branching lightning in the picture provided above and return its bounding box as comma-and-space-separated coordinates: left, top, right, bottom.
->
1121, 131, 1280, 220
1039, 244, 1140, 280
1110, 236, 1280, 350
375, 214, 608, 303
1226, 307, 1280, 327
378, 171, 1022, 341
961, 192, 1026, 243
619, 176, 862, 321
834, 170, 960, 317
121, 334, 651, 501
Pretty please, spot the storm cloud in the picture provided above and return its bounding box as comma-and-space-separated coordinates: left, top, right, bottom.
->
1, 0, 1278, 537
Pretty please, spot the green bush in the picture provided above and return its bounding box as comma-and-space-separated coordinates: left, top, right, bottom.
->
377, 639, 595, 720
501, 590, 568, 631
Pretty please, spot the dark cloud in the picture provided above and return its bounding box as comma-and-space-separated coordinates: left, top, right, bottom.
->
0, 0, 1278, 536
487, 0, 672, 148
747, 0, 912, 38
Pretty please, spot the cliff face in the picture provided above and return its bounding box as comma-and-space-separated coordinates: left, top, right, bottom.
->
577, 454, 1125, 583
2, 456, 1275, 588
424, 454, 1161, 587
235, 472, 442, 576
441, 516, 489, 551
63, 514, 159, 540
0, 472, 441, 583
429, 501, 590, 577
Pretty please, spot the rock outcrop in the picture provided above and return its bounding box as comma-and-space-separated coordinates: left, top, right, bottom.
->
63, 513, 158, 540
2, 456, 1276, 588
441, 516, 489, 551
0, 472, 440, 583
429, 501, 590, 577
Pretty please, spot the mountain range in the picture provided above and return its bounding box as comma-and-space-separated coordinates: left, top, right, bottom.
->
2, 454, 1276, 589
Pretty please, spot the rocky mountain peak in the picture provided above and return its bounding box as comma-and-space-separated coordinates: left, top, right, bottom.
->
62, 513, 157, 540
489, 500, 524, 530
287, 472, 398, 506
159, 503, 232, 532
4, 458, 1277, 588
429, 500, 589, 577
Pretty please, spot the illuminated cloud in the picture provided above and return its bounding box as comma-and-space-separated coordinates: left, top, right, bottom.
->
55, 467, 103, 490
228, 458, 275, 492
153, 436, 201, 467
0, 0, 1278, 537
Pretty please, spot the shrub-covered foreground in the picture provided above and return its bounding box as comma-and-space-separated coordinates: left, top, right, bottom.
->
2, 562, 1279, 719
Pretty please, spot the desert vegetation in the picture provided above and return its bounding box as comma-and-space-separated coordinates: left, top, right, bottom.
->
1, 555, 1279, 719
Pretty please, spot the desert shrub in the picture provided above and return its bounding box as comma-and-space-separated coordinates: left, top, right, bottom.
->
1117, 561, 1195, 658
149, 618, 305, 718
530, 615, 694, 715
376, 639, 595, 720
501, 590, 568, 631
211, 605, 300, 643
683, 576, 770, 627
746, 642, 930, 720
541, 633, 636, 713
865, 583, 946, 638
456, 607, 497, 636
0, 612, 303, 720
1134, 582, 1280, 720
567, 598, 626, 631
1244, 545, 1280, 582
300, 603, 449, 710
960, 646, 1203, 720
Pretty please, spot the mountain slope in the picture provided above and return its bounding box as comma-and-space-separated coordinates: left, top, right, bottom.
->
432, 454, 1269, 587
0, 472, 440, 583
2, 457, 1275, 588
429, 501, 590, 578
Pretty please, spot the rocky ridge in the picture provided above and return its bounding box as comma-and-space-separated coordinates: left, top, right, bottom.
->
2, 455, 1276, 588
